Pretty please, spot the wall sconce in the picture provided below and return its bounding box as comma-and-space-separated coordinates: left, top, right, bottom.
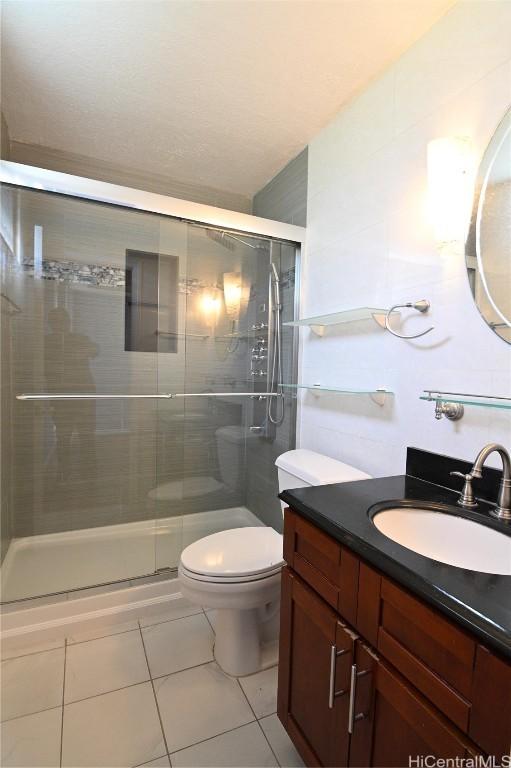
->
200, 290, 221, 319
427, 137, 474, 246
223, 272, 242, 319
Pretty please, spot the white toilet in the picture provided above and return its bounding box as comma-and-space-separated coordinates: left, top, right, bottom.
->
178, 448, 371, 676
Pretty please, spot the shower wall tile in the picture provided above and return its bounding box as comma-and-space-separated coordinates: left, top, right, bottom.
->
10, 140, 252, 214
252, 149, 308, 227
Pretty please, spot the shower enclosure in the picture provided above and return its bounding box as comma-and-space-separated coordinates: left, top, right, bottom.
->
0, 165, 302, 604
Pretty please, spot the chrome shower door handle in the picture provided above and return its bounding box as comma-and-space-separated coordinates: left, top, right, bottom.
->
17, 391, 284, 401
328, 645, 349, 709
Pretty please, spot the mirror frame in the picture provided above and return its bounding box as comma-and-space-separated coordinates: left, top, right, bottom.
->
466, 106, 511, 344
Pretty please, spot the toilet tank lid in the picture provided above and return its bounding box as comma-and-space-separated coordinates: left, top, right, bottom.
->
275, 449, 371, 486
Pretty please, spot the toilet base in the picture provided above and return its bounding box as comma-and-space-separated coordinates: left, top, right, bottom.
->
178, 562, 282, 678
213, 605, 279, 677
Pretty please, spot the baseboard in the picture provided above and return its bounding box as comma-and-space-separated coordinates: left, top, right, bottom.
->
0, 578, 181, 655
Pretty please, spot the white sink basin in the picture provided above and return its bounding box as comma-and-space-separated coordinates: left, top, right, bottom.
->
372, 507, 511, 575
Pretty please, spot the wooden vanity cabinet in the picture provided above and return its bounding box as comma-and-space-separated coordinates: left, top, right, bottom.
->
278, 568, 353, 767
278, 508, 510, 768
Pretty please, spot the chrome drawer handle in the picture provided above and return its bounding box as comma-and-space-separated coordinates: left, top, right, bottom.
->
348, 663, 371, 733
328, 646, 349, 709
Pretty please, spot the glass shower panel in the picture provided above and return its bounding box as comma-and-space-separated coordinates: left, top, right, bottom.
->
154, 225, 297, 570
184, 225, 266, 546
0, 186, 186, 601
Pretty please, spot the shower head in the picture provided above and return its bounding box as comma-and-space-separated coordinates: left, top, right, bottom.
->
205, 228, 269, 252
206, 229, 236, 251
270, 262, 281, 309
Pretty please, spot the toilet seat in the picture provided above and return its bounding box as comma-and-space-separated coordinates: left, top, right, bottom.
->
180, 562, 283, 584
180, 527, 284, 584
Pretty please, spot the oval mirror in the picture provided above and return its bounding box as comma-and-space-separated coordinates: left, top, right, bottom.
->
466, 107, 511, 344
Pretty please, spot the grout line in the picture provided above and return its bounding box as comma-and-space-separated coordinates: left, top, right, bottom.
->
60, 639, 67, 767
30, 604, 202, 653
67, 624, 141, 647
0, 652, 67, 726
133, 752, 169, 767
258, 720, 281, 767
257, 717, 282, 767
149, 657, 216, 685
139, 608, 203, 632
63, 678, 152, 708
1, 643, 65, 663
0, 703, 63, 725
168, 719, 258, 761
138, 624, 171, 762
202, 608, 215, 634
236, 678, 280, 767
66, 624, 141, 647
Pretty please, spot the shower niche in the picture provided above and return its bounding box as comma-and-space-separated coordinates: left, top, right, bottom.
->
125, 249, 179, 353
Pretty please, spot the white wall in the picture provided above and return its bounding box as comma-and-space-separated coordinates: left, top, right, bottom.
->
299, 0, 511, 476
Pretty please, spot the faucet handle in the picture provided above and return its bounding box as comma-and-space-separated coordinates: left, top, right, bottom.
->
450, 471, 478, 509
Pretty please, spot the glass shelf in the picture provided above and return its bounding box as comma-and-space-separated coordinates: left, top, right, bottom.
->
283, 307, 397, 335
420, 392, 511, 411
281, 384, 393, 405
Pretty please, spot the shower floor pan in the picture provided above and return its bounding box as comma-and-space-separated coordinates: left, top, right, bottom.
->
1, 506, 262, 603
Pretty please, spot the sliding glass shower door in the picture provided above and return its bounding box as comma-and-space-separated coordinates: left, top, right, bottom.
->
1, 187, 187, 601
155, 224, 274, 570
0, 182, 298, 604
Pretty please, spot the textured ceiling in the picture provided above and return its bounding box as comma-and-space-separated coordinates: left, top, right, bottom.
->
1, 0, 456, 197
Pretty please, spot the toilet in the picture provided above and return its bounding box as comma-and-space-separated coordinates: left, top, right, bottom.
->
178, 448, 371, 676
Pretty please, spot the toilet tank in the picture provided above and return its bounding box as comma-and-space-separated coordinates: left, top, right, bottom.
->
275, 449, 371, 507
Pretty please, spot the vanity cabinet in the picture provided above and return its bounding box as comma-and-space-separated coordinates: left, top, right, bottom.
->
278, 508, 511, 768
278, 569, 353, 767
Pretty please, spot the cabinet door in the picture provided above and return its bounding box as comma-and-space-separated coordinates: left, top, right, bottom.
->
469, 645, 511, 758
348, 641, 378, 767
369, 661, 479, 768
278, 567, 355, 767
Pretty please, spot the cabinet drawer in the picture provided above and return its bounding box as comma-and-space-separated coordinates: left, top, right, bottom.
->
284, 508, 359, 619
373, 662, 479, 763
378, 580, 476, 700
378, 628, 471, 732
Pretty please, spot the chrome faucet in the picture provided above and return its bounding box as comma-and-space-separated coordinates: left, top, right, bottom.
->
468, 443, 511, 521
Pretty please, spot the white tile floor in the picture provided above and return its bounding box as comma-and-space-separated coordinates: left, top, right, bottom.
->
1, 597, 304, 768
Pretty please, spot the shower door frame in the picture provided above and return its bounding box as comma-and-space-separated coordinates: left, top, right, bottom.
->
0, 161, 306, 244
0, 160, 306, 603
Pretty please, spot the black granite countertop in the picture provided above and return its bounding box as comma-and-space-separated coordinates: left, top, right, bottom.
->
279, 460, 511, 660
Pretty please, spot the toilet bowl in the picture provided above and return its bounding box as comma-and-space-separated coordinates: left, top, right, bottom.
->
178, 448, 371, 676
179, 526, 283, 676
